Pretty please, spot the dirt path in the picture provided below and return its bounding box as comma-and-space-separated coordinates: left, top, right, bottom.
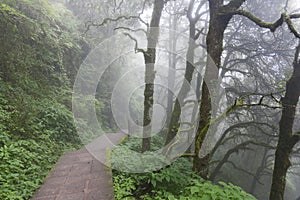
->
31, 132, 126, 200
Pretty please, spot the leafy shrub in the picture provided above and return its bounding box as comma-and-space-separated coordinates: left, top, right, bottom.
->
113, 174, 136, 200
111, 145, 171, 173
0, 93, 81, 199
112, 136, 257, 200
34, 100, 81, 147
178, 180, 256, 200
0, 139, 60, 200
113, 167, 256, 200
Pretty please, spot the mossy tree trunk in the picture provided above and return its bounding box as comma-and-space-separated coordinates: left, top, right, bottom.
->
192, 0, 246, 178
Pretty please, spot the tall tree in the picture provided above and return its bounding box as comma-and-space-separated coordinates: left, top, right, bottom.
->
193, 0, 300, 182
141, 0, 165, 152
270, 41, 300, 200
226, 8, 300, 199
193, 0, 247, 178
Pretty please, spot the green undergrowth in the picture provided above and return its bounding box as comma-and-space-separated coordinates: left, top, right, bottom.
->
0, 0, 85, 199
0, 83, 82, 200
112, 137, 256, 200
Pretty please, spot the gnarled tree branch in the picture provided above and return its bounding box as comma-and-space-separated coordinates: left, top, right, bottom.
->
233, 10, 300, 38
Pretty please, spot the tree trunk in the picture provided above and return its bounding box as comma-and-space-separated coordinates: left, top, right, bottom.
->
166, 11, 178, 128
270, 146, 291, 200
193, 82, 211, 178
192, 2, 231, 177
142, 0, 164, 152
165, 0, 199, 146
270, 42, 300, 200
165, 23, 197, 145
192, 0, 247, 177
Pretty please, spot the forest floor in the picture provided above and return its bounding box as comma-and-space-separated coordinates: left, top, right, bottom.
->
31, 132, 126, 200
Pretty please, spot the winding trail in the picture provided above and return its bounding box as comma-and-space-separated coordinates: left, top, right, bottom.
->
32, 132, 126, 200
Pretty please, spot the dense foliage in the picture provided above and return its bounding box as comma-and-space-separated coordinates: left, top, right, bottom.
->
0, 0, 85, 199
112, 137, 257, 200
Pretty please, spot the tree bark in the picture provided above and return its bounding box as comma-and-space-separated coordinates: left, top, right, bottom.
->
142, 0, 164, 152
193, 1, 231, 178
192, 0, 247, 178
269, 42, 300, 200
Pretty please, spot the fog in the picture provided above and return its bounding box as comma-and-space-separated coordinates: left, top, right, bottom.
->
59, 0, 300, 199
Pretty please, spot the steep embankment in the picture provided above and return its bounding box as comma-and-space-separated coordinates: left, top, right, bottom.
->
0, 0, 87, 199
